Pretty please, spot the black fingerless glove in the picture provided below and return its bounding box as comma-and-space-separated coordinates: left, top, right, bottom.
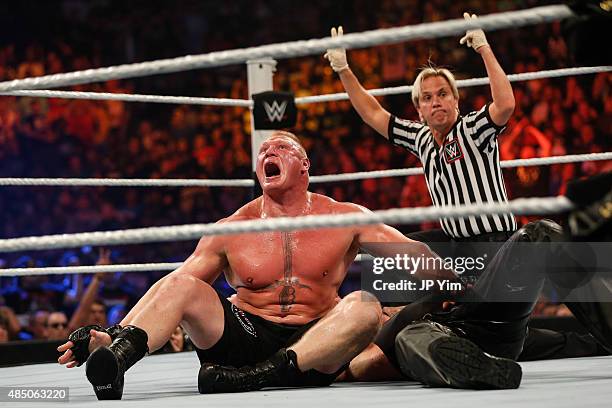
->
68, 324, 123, 366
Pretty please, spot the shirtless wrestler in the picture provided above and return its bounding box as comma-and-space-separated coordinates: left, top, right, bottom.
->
57, 130, 453, 399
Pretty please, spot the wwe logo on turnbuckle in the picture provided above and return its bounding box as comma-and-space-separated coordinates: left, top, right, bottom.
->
263, 100, 287, 122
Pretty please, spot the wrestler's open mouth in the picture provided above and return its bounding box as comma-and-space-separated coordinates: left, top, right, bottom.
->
264, 162, 281, 178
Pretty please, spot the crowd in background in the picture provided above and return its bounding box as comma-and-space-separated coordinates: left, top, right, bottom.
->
0, 0, 610, 341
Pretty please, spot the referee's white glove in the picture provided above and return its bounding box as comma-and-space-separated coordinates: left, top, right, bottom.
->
459, 12, 489, 51
324, 26, 349, 73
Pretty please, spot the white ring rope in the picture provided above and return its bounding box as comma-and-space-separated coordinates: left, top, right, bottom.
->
0, 254, 371, 277
500, 153, 612, 169
0, 5, 573, 92
296, 66, 612, 104
310, 152, 612, 183
0, 196, 574, 253
0, 263, 183, 277
1, 90, 252, 107
3, 66, 608, 107
0, 178, 254, 187
1, 152, 609, 187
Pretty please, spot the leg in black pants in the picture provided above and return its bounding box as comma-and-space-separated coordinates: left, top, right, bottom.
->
519, 327, 608, 361
392, 220, 563, 389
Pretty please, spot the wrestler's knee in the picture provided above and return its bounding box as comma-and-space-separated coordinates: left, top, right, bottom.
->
158, 273, 210, 298
340, 291, 382, 333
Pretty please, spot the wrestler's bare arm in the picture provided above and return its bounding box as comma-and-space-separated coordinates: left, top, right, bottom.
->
171, 212, 256, 283
171, 234, 227, 284
347, 204, 455, 281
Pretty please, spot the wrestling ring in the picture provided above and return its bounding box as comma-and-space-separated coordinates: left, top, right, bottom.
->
0, 4, 611, 407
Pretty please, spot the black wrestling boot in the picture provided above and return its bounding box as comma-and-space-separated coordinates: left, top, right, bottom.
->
428, 336, 522, 389
395, 321, 522, 390
85, 325, 149, 400
198, 348, 300, 393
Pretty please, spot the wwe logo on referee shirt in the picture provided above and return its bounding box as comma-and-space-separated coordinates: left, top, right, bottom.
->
443, 139, 463, 163
263, 100, 288, 122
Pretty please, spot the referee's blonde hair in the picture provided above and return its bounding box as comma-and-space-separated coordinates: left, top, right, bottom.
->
411, 65, 459, 108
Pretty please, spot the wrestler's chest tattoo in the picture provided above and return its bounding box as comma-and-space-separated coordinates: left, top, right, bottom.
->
261, 232, 311, 312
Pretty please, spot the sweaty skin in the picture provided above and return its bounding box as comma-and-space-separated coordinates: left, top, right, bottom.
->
222, 194, 363, 324
58, 132, 451, 372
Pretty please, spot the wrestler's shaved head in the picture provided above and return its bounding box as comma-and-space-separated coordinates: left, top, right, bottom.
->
267, 131, 307, 158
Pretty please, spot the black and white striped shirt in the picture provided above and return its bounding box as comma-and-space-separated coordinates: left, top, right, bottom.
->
388, 103, 517, 238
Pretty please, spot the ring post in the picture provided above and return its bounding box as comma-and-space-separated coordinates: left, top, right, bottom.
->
247, 58, 277, 198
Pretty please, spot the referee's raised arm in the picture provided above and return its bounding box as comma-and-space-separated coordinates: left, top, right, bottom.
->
460, 12, 515, 126
324, 26, 391, 139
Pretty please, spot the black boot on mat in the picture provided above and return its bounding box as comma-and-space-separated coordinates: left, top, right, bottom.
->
198, 348, 300, 393
427, 335, 522, 389
85, 325, 149, 400
395, 321, 522, 389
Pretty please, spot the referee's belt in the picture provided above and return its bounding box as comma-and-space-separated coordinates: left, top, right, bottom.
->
453, 230, 515, 243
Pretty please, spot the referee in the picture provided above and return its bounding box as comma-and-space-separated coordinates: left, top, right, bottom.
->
324, 14, 516, 248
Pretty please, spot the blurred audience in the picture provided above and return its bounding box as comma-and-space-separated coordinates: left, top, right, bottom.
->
20, 310, 49, 340
0, 313, 9, 343
154, 326, 194, 354
45, 311, 69, 340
